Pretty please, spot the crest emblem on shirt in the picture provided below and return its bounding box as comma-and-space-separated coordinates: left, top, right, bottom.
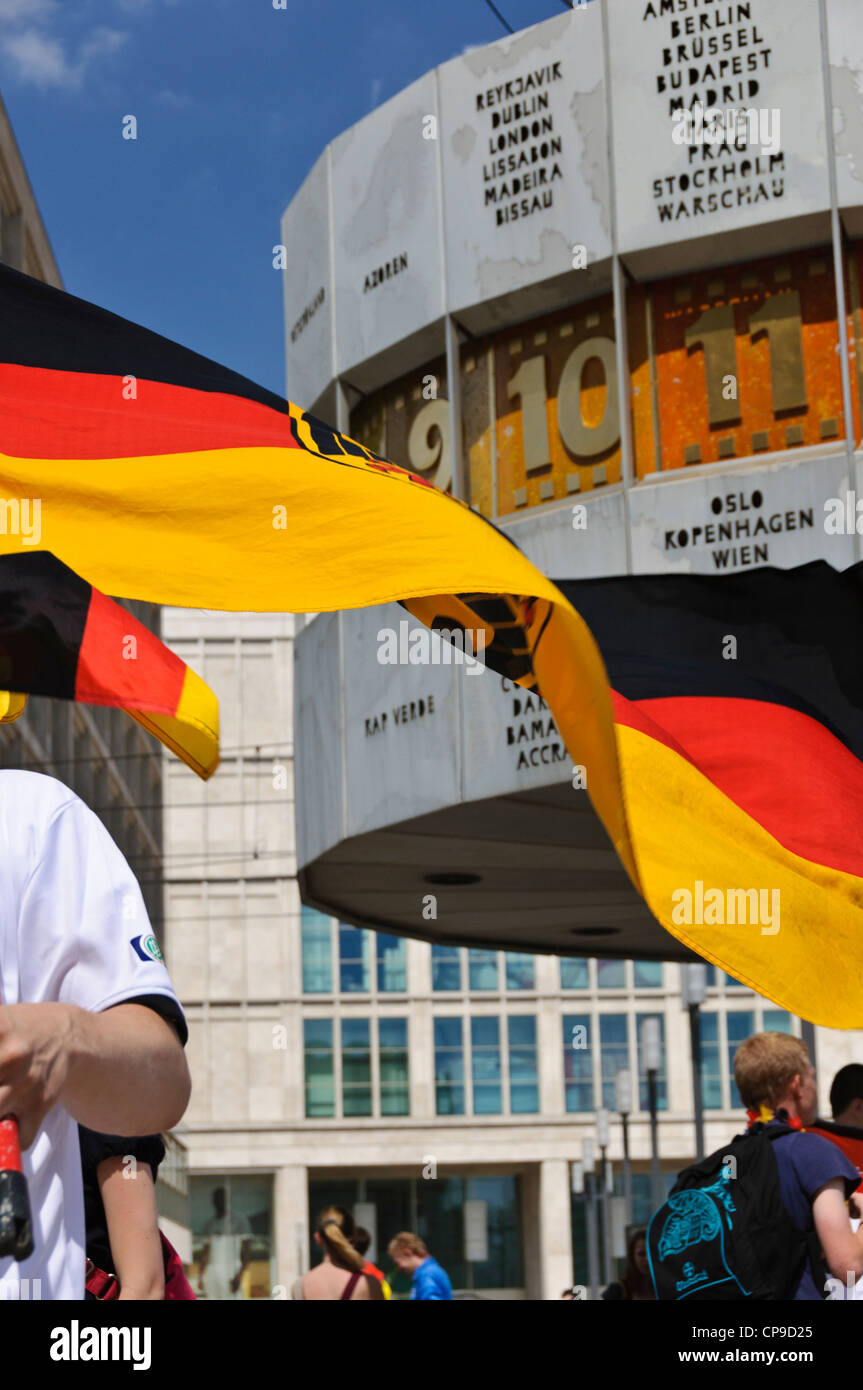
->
131, 933, 164, 963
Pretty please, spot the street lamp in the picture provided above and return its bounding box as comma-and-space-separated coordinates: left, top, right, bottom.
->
581, 1134, 600, 1300
615, 1068, 633, 1227
681, 963, 707, 1161
642, 1017, 663, 1210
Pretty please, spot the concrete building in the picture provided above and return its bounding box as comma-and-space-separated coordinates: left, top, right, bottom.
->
0, 89, 190, 1258
167, 0, 863, 1299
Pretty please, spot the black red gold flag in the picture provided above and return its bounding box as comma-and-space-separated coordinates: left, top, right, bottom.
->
0, 550, 218, 778
0, 262, 860, 1022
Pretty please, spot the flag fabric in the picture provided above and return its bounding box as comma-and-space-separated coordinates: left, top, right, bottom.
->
0, 550, 218, 779
0, 263, 860, 1023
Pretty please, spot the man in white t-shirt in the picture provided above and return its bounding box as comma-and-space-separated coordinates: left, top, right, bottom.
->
0, 770, 190, 1299
198, 1186, 253, 1299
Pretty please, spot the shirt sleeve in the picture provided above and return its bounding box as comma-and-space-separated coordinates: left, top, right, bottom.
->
79, 1125, 165, 1181
795, 1134, 861, 1203
16, 795, 183, 1021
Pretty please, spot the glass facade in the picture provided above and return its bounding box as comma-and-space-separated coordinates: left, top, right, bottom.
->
469, 948, 499, 991
300, 950, 806, 1120
560, 958, 589, 990
563, 1013, 593, 1113
377, 932, 407, 992
379, 1018, 409, 1115
633, 960, 663, 988
303, 1019, 334, 1117
301, 907, 332, 993
342, 1018, 372, 1116
304, 1016, 410, 1118
597, 959, 626, 989
508, 1016, 539, 1114
432, 943, 461, 992
308, 1175, 524, 1293
600, 1014, 629, 1109
190, 1175, 273, 1300
339, 924, 371, 993
471, 1017, 502, 1114
434, 1017, 465, 1114
301, 918, 408, 996
505, 953, 535, 990
701, 1011, 723, 1110
727, 1010, 755, 1110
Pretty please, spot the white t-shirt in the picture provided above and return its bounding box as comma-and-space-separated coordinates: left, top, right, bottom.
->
0, 771, 184, 1300
200, 1211, 253, 1298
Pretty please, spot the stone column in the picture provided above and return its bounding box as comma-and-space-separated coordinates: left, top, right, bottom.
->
274, 1164, 309, 1296
538, 1157, 573, 1300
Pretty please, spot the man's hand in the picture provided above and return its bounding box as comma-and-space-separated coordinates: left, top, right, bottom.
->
0, 1003, 75, 1149
0, 1001, 189, 1148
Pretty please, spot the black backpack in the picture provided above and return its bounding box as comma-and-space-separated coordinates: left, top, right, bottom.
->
646, 1121, 826, 1301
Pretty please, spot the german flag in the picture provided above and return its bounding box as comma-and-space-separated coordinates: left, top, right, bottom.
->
0, 264, 860, 1022
0, 551, 218, 778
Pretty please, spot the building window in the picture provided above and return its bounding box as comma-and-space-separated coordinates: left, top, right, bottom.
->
560, 958, 589, 989
471, 1017, 502, 1114
377, 932, 406, 992
190, 1175, 273, 1300
633, 960, 663, 988
563, 1013, 593, 1113
705, 964, 748, 989
434, 1017, 465, 1114
597, 959, 626, 989
339, 924, 370, 993
301, 907, 332, 993
508, 1015, 539, 1113
342, 1018, 372, 1117
432, 943, 462, 992
727, 1010, 755, 1110
636, 1013, 668, 1112
700, 1011, 723, 1110
304, 1019, 334, 1117
308, 1174, 525, 1293
762, 1009, 792, 1034
600, 1014, 629, 1109
469, 948, 498, 991
379, 1018, 409, 1115
505, 952, 535, 990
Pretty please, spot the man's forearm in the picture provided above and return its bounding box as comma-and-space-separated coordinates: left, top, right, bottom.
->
62, 1002, 190, 1135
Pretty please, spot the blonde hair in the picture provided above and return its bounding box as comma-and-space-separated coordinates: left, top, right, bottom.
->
733, 1032, 811, 1110
316, 1206, 364, 1273
387, 1231, 428, 1259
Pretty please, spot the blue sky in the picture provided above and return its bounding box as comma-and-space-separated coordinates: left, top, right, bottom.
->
0, 0, 588, 398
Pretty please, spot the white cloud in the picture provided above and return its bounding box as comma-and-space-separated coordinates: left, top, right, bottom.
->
3, 25, 127, 90
0, 0, 56, 19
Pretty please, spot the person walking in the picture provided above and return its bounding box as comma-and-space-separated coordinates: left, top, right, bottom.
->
352, 1224, 391, 1299
387, 1231, 453, 1300
293, 1206, 384, 1300
602, 1227, 654, 1300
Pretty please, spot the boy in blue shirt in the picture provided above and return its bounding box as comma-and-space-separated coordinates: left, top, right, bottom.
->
387, 1232, 453, 1299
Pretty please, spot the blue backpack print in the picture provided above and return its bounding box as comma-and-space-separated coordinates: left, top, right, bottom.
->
647, 1120, 826, 1301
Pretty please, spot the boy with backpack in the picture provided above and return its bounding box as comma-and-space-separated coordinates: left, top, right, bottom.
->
647, 1032, 863, 1300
